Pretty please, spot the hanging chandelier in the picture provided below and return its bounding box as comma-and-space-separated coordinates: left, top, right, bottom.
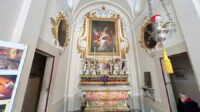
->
145, 0, 176, 74
147, 0, 176, 43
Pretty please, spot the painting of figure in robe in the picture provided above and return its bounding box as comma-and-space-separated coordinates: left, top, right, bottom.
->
88, 18, 120, 56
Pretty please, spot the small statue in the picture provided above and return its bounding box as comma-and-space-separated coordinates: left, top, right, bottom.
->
84, 59, 90, 75
92, 63, 96, 75
82, 59, 88, 75
85, 69, 89, 75
113, 59, 120, 75
96, 70, 100, 75
89, 62, 94, 75
121, 60, 127, 75
121, 60, 125, 70
108, 61, 114, 75
87, 60, 97, 75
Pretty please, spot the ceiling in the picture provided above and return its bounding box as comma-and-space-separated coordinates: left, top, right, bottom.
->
68, 0, 146, 17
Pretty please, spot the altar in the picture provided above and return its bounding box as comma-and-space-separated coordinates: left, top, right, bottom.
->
79, 58, 130, 111
81, 86, 131, 112
77, 7, 130, 112
84, 90, 130, 112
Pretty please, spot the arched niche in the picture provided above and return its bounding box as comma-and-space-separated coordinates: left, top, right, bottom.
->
73, 1, 134, 26
76, 6, 131, 59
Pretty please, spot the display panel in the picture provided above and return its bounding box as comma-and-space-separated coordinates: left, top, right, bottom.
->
0, 40, 28, 112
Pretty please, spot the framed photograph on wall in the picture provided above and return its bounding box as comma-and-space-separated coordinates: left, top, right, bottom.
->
174, 68, 186, 79
0, 40, 28, 112
87, 18, 120, 57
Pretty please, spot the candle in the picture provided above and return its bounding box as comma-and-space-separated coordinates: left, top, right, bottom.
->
113, 47, 115, 58
112, 47, 114, 63
94, 47, 96, 58
94, 47, 96, 74
124, 49, 126, 59
81, 51, 83, 59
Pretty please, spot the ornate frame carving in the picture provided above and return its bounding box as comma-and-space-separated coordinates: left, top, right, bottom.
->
77, 7, 129, 59
139, 18, 161, 53
87, 17, 120, 57
51, 11, 70, 49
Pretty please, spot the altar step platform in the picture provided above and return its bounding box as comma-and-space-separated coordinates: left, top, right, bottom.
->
80, 75, 129, 85
80, 85, 131, 112
73, 109, 142, 112
84, 106, 130, 112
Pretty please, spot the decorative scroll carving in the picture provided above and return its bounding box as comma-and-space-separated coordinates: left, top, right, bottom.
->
50, 11, 70, 54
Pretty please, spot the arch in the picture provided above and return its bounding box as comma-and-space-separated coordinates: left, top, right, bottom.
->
134, 0, 146, 15
192, 0, 200, 18
73, 0, 134, 26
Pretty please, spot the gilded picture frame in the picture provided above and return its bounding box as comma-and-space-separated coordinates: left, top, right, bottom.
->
140, 20, 157, 52
87, 17, 120, 57
51, 11, 69, 48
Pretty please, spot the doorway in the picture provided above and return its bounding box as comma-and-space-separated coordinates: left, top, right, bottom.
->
22, 50, 54, 112
160, 52, 200, 112
170, 52, 200, 110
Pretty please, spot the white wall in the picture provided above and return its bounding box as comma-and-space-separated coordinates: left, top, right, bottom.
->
38, 0, 73, 112
0, 0, 25, 41
133, 0, 188, 112
0, 0, 49, 111
171, 0, 200, 91
0, 0, 72, 112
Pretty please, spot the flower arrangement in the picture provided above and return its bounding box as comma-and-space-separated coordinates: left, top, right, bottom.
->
100, 75, 109, 85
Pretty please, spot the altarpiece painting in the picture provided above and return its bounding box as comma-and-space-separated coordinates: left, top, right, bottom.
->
88, 18, 119, 57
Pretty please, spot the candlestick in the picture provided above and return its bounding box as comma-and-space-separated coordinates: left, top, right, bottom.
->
81, 52, 83, 59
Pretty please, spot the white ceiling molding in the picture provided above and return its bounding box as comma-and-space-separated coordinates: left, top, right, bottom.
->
72, 0, 80, 12
57, 0, 73, 25
73, 0, 133, 16
127, 0, 135, 12
73, 0, 134, 25
12, 0, 32, 41
133, 0, 167, 27
192, 0, 200, 18
134, 0, 146, 15
67, 0, 74, 10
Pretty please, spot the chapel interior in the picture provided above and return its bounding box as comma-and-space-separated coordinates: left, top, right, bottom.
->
0, 0, 200, 112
